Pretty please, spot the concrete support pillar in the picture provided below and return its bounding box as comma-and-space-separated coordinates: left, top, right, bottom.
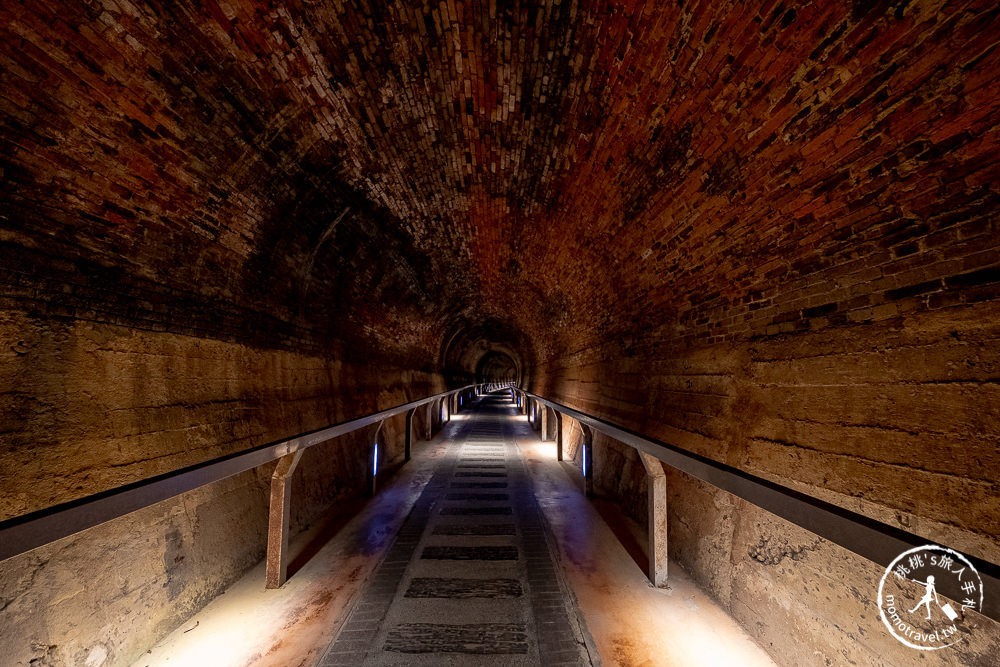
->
405, 408, 415, 461
425, 402, 433, 439
555, 411, 563, 461
638, 451, 668, 587
540, 405, 549, 442
265, 450, 304, 589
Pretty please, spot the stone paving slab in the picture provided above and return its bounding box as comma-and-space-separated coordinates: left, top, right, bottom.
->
391, 597, 525, 625
412, 560, 519, 579
405, 577, 523, 598
421, 545, 519, 560
439, 506, 513, 515
384, 623, 529, 654
432, 523, 517, 535
449, 482, 508, 488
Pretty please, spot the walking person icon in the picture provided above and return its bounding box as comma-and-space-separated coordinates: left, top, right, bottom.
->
908, 575, 940, 620
879, 545, 983, 650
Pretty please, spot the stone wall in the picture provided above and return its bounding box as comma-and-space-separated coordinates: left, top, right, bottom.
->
0, 311, 443, 667
3, 1, 1000, 665
0, 311, 441, 520
536, 299, 1000, 665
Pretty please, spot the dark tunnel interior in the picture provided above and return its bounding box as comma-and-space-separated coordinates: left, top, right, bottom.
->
1, 1, 999, 665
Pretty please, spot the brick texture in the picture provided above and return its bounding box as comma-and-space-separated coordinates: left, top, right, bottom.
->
2, 1, 1000, 666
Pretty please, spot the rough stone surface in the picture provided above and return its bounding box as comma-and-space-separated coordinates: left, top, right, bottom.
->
421, 545, 519, 560
444, 492, 510, 501
384, 623, 529, 655
405, 577, 523, 599
449, 482, 509, 489
433, 524, 518, 536
437, 507, 514, 517
2, 1, 1000, 665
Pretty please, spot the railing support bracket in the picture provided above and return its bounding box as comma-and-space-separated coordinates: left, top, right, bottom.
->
265, 450, 304, 589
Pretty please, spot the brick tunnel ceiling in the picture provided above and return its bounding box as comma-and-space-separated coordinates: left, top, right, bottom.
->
3, 1, 999, 380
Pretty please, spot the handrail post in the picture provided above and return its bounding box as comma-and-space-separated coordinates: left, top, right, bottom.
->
0, 384, 477, 565
265, 450, 304, 589
638, 451, 668, 587
541, 406, 550, 442
555, 411, 563, 461
515, 389, 1000, 622
405, 408, 415, 461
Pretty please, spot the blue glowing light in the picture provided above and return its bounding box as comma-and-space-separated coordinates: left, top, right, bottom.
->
373, 443, 379, 476
582, 445, 588, 477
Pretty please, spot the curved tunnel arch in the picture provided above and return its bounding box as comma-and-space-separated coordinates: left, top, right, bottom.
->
474, 350, 519, 385
438, 315, 534, 388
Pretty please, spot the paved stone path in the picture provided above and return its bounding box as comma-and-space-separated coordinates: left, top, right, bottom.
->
318, 392, 599, 666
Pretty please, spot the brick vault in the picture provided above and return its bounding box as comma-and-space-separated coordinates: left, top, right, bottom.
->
1, 2, 999, 666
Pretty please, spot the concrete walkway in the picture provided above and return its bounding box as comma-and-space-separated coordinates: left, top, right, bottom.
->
318, 392, 598, 665
133, 391, 776, 667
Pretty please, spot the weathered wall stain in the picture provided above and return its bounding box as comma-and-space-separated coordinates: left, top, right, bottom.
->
1, 0, 1000, 665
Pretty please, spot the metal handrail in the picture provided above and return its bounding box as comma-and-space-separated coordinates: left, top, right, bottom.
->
521, 389, 1000, 622
0, 384, 478, 562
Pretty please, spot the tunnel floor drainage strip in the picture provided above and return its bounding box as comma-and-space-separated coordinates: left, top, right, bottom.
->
432, 523, 517, 535
449, 482, 508, 488
405, 577, 524, 598
384, 623, 529, 654
440, 506, 513, 515
421, 546, 519, 560
318, 393, 596, 666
